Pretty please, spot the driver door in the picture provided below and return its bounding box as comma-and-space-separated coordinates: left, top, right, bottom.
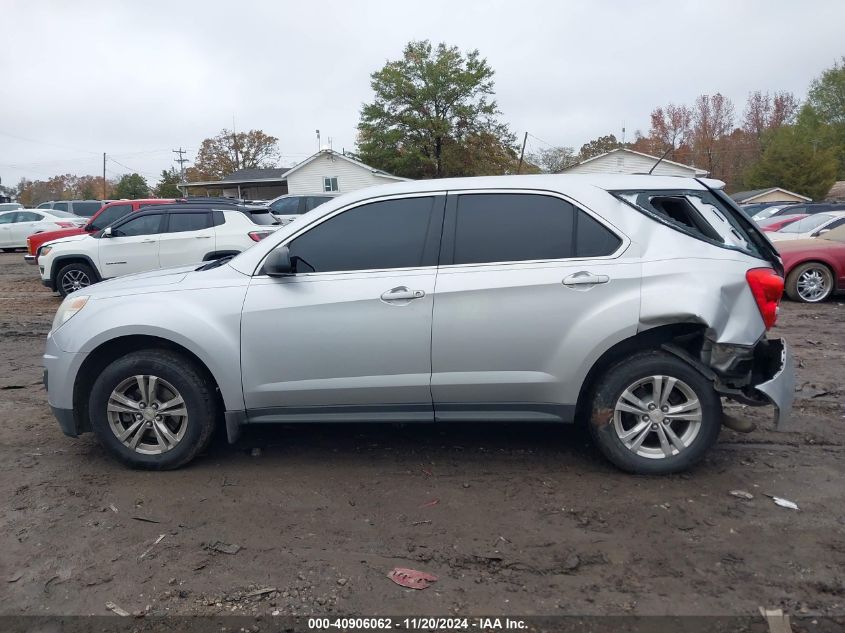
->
96, 213, 163, 278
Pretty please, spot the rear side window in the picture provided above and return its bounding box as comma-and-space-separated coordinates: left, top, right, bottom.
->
89, 204, 133, 231
450, 193, 619, 265
270, 197, 301, 215
168, 212, 211, 233
286, 197, 437, 272
16, 211, 42, 222
242, 210, 277, 225
53, 202, 69, 212
305, 196, 332, 211
72, 201, 102, 217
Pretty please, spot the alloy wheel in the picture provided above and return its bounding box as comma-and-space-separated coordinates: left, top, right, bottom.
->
106, 375, 188, 455
61, 269, 91, 294
613, 375, 702, 460
796, 268, 830, 302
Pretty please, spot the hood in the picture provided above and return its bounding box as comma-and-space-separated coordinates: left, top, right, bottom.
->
32, 227, 87, 243
45, 233, 93, 248
85, 263, 249, 299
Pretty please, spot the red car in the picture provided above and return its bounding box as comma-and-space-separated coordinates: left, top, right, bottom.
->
758, 213, 809, 232
25, 198, 175, 263
776, 225, 845, 303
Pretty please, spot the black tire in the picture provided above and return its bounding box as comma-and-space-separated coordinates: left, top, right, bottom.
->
785, 262, 834, 303
56, 262, 98, 297
88, 350, 217, 470
587, 351, 722, 475
2, 248, 17, 253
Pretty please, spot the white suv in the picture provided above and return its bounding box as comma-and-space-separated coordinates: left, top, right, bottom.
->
38, 206, 278, 295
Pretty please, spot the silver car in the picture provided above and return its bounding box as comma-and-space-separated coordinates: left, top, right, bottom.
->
43, 175, 794, 473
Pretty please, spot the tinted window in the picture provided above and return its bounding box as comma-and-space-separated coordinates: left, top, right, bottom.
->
168, 212, 211, 233
242, 210, 277, 226
53, 202, 69, 212
16, 211, 42, 222
0, 212, 15, 224
112, 214, 162, 237
72, 201, 102, 217
287, 197, 436, 272
89, 204, 133, 231
576, 212, 622, 257
36, 202, 52, 209
270, 197, 301, 215
453, 194, 575, 264
305, 196, 332, 211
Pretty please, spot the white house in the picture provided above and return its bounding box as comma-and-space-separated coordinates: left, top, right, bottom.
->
562, 148, 709, 178
180, 149, 408, 199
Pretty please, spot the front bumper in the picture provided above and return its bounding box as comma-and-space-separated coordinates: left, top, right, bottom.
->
752, 338, 795, 429
24, 254, 36, 264
44, 333, 87, 436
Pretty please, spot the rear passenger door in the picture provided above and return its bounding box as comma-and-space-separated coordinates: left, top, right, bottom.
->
430, 191, 641, 421
158, 212, 215, 267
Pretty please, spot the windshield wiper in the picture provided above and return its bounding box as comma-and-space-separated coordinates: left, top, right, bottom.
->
197, 255, 235, 271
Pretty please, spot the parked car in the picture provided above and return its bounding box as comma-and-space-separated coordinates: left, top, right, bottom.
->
267, 193, 338, 224
0, 202, 24, 212
38, 204, 279, 295
36, 200, 110, 217
762, 202, 845, 220
0, 209, 86, 251
43, 175, 793, 473
25, 198, 176, 264
744, 202, 798, 220
758, 214, 809, 232
767, 212, 845, 242
776, 225, 845, 303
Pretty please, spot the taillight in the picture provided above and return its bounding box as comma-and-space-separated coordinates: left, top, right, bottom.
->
746, 268, 784, 330
55, 221, 75, 228
248, 231, 272, 242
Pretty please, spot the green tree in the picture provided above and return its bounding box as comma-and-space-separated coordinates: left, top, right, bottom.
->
578, 134, 623, 161
798, 56, 845, 176
743, 126, 838, 200
357, 40, 516, 179
155, 168, 183, 197
114, 173, 150, 199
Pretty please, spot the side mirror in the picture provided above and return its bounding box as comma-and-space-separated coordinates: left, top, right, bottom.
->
101, 227, 113, 238
264, 246, 293, 276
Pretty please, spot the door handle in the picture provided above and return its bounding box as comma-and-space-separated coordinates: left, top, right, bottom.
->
141, 239, 156, 244
194, 235, 212, 239
380, 286, 426, 302
563, 271, 610, 286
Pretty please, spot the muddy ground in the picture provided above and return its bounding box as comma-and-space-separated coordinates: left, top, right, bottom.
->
0, 251, 843, 620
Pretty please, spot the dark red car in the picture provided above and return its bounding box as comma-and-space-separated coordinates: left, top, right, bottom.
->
776, 225, 845, 303
25, 199, 175, 264
758, 213, 809, 232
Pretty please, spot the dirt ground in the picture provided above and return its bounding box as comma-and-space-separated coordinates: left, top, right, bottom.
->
1, 251, 844, 620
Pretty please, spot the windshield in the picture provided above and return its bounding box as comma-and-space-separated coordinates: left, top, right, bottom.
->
0, 203, 23, 212
779, 214, 832, 233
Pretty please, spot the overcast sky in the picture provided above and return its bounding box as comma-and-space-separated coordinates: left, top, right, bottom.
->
1, 0, 842, 187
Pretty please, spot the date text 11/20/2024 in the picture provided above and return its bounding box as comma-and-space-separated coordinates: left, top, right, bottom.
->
307, 617, 528, 630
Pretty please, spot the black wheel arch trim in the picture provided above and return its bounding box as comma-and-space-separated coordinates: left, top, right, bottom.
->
50, 254, 100, 290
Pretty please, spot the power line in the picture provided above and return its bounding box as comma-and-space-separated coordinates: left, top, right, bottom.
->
172, 147, 188, 183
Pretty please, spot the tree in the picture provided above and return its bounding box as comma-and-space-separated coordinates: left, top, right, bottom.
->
743, 126, 837, 200
691, 93, 735, 179
742, 91, 798, 141
155, 168, 183, 198
527, 146, 578, 173
356, 40, 516, 179
578, 134, 623, 161
114, 173, 150, 199
798, 57, 845, 176
190, 129, 280, 180
649, 104, 693, 159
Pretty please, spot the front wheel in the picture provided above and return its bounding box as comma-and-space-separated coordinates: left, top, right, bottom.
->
588, 351, 722, 474
56, 262, 98, 297
785, 262, 834, 303
88, 350, 217, 469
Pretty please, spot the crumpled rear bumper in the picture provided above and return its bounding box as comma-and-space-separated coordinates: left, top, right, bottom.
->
751, 338, 794, 429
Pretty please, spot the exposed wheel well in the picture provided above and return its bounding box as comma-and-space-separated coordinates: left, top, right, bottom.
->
73, 335, 224, 433
574, 323, 708, 425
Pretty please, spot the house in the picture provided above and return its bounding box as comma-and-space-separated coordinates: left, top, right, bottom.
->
730, 187, 812, 205
180, 150, 408, 199
561, 148, 709, 178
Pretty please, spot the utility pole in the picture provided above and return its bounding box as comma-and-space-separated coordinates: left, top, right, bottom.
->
232, 115, 240, 170
517, 131, 528, 174
172, 147, 188, 182
102, 153, 106, 199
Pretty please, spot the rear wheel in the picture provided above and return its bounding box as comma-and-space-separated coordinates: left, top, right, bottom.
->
56, 262, 98, 297
88, 350, 217, 469
785, 262, 834, 303
588, 351, 722, 474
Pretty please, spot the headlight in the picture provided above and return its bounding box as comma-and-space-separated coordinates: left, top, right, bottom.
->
40, 246, 52, 257
52, 295, 90, 331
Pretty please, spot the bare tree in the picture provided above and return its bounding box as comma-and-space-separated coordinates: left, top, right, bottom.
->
649, 104, 693, 157
742, 91, 798, 140
692, 93, 735, 178
528, 146, 578, 173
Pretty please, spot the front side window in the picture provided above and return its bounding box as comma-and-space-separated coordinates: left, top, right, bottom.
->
286, 197, 436, 273
270, 197, 301, 215
0, 212, 15, 224
89, 204, 133, 231
323, 177, 338, 192
52, 202, 69, 212
167, 212, 211, 233
111, 214, 162, 237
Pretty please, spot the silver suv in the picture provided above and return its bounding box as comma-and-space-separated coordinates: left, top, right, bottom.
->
43, 175, 794, 473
